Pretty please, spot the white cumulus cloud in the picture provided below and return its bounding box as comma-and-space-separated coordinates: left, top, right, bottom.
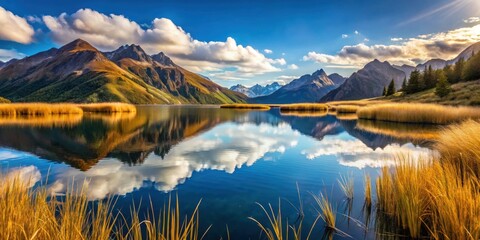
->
264, 49, 273, 54
304, 23, 480, 68
464, 17, 480, 23
0, 7, 35, 44
288, 64, 299, 70
42, 8, 283, 79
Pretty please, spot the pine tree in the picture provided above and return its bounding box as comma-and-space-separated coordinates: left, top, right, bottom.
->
463, 51, 480, 81
382, 86, 387, 96
443, 64, 455, 83
406, 69, 421, 94
386, 79, 396, 96
423, 65, 435, 89
401, 77, 407, 91
452, 58, 465, 83
435, 71, 451, 97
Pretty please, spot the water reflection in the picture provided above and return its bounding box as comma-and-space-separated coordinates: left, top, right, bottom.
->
0, 106, 435, 200
48, 122, 299, 199
0, 106, 439, 238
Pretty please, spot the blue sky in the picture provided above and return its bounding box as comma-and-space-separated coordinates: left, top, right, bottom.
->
1, 0, 480, 87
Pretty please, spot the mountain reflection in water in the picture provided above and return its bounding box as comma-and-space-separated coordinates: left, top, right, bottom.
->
0, 106, 436, 200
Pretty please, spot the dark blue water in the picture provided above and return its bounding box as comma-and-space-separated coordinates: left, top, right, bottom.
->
0, 106, 433, 239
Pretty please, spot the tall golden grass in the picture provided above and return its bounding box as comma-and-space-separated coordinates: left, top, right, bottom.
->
279, 103, 328, 112
280, 111, 328, 117
0, 176, 206, 240
357, 103, 480, 124
312, 193, 336, 231
374, 120, 480, 239
335, 105, 359, 114
326, 100, 385, 107
338, 174, 354, 200
220, 104, 270, 110
0, 103, 137, 126
0, 103, 83, 116
249, 200, 320, 240
79, 103, 137, 113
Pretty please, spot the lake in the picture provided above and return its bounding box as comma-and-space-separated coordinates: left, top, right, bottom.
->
0, 105, 437, 239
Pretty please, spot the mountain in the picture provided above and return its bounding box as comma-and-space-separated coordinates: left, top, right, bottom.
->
104, 44, 246, 103
328, 73, 346, 86
0, 61, 4, 69
321, 60, 406, 102
416, 58, 448, 71
449, 42, 480, 64
397, 42, 480, 77
230, 82, 283, 98
393, 64, 416, 78
250, 69, 338, 103
0, 39, 246, 104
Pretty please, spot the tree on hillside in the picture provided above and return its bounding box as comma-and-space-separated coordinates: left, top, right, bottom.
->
382, 86, 387, 96
386, 79, 396, 96
401, 77, 407, 91
463, 51, 480, 81
406, 69, 421, 94
452, 57, 465, 83
443, 64, 455, 83
423, 65, 435, 89
435, 71, 451, 97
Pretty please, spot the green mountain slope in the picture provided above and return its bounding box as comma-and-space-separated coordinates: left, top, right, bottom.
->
382, 80, 480, 106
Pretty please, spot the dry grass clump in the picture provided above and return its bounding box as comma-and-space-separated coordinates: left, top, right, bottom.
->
335, 105, 360, 114
0, 103, 83, 117
338, 174, 354, 200
364, 174, 372, 209
312, 193, 336, 231
220, 104, 270, 110
0, 175, 205, 240
326, 100, 385, 107
249, 200, 320, 240
79, 103, 137, 113
357, 103, 480, 124
374, 120, 480, 239
356, 119, 442, 141
280, 103, 328, 112
280, 111, 328, 117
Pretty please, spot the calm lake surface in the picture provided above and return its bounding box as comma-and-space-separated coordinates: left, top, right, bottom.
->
0, 106, 436, 239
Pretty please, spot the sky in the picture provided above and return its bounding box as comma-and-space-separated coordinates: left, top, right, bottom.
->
1, 0, 480, 87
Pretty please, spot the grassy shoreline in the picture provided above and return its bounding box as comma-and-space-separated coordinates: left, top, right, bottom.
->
357, 103, 480, 124
220, 103, 271, 110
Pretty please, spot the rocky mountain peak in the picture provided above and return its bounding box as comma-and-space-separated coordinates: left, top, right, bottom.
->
107, 44, 153, 63
59, 39, 97, 53
151, 52, 175, 66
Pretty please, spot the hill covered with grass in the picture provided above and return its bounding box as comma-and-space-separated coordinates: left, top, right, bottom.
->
382, 80, 480, 106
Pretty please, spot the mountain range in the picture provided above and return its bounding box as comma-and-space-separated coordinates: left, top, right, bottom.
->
0, 39, 246, 104
1, 39, 479, 104
249, 70, 346, 103
229, 82, 283, 98
321, 41, 480, 102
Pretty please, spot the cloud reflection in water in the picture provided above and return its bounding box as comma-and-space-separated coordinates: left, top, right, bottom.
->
48, 122, 300, 199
